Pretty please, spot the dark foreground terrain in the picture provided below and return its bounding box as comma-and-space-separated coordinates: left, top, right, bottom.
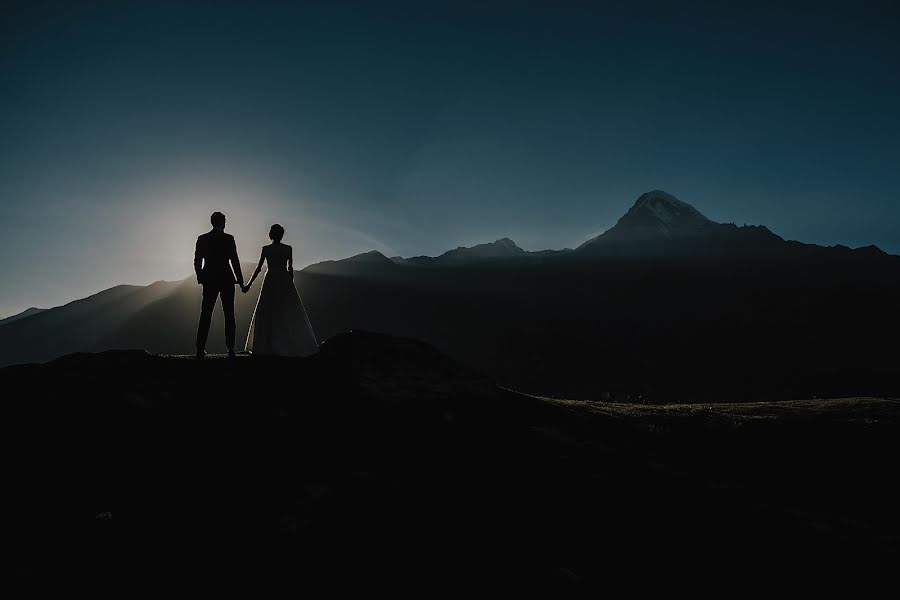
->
8, 332, 900, 593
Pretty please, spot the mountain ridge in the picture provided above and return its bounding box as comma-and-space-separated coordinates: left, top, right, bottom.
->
323, 190, 892, 266
0, 307, 47, 326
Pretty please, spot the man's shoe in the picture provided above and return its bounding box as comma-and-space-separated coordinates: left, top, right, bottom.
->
228, 349, 237, 358
195, 350, 207, 360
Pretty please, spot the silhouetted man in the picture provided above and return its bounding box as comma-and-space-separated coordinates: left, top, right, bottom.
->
194, 211, 245, 358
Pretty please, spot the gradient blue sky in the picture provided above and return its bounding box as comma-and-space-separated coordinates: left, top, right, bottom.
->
2, 0, 899, 317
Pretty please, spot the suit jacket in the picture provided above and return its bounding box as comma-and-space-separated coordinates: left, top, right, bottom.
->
194, 229, 244, 286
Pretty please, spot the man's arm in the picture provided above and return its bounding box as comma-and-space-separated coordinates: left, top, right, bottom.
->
194, 237, 203, 284
230, 237, 245, 285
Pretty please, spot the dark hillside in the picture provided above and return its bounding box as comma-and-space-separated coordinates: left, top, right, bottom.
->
8, 332, 900, 592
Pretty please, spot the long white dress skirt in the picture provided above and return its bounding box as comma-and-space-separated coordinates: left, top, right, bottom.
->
245, 270, 318, 357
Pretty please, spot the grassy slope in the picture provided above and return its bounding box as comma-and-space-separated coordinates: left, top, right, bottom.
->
539, 395, 900, 421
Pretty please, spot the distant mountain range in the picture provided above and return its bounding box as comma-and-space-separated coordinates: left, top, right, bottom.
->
307, 189, 888, 273
2, 191, 898, 401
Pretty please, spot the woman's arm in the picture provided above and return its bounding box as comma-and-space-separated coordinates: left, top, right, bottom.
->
243, 249, 266, 292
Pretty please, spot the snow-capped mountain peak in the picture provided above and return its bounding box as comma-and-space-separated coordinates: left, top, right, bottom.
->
575, 190, 718, 250
630, 190, 711, 225
574, 190, 788, 254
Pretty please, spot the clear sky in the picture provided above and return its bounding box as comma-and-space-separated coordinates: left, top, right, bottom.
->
1, 0, 899, 317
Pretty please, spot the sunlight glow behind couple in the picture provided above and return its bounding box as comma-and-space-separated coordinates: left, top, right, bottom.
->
130, 174, 394, 285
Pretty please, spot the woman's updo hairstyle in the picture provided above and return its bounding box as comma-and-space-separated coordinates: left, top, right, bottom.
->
269, 224, 285, 242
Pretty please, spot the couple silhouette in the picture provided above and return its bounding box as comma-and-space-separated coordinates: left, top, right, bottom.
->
193, 211, 318, 359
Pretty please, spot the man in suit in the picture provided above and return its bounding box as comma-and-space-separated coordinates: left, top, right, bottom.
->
194, 211, 245, 358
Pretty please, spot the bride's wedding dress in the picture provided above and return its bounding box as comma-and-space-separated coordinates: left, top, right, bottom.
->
245, 242, 318, 357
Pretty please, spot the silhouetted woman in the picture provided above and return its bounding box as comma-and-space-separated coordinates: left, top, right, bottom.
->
242, 224, 318, 356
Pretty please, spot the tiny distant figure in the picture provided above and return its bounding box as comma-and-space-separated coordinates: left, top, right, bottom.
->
194, 211, 245, 358
241, 224, 318, 356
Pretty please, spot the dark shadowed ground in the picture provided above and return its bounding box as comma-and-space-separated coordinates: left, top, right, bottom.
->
8, 332, 899, 593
